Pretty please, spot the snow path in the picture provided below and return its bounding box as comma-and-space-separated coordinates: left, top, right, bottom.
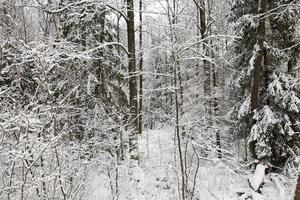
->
86, 127, 178, 200
86, 127, 293, 200
136, 127, 179, 199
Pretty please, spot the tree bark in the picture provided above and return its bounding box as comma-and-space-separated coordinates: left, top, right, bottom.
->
96, 11, 109, 103
213, 65, 222, 158
138, 0, 143, 135
199, 0, 211, 115
249, 0, 267, 159
288, 56, 297, 77
174, 64, 186, 200
250, 0, 267, 111
127, 0, 139, 161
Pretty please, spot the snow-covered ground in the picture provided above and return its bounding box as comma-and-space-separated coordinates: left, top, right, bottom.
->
86, 127, 295, 200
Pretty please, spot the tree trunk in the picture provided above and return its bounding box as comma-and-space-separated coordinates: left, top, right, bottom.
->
168, 0, 187, 198
174, 64, 186, 200
127, 0, 139, 161
250, 0, 267, 111
199, 0, 211, 116
96, 11, 109, 103
200, 0, 210, 96
288, 56, 297, 77
249, 0, 267, 159
213, 65, 222, 158
138, 0, 143, 135
199, 0, 206, 40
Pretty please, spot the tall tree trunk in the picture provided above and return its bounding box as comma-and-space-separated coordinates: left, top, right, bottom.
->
138, 0, 143, 135
213, 63, 222, 159
199, 0, 211, 115
195, 0, 222, 159
167, 0, 187, 198
249, 0, 267, 159
96, 11, 109, 103
199, 0, 213, 155
127, 0, 139, 161
250, 0, 267, 111
174, 63, 187, 200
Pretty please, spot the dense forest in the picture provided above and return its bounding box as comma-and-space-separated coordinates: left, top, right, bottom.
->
0, 0, 299, 199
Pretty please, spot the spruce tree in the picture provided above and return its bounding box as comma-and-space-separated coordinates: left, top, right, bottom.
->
229, 0, 300, 167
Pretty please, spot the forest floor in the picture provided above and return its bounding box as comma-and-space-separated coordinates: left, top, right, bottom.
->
85, 127, 295, 200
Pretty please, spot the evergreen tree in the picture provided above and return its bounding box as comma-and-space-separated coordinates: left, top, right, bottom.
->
229, 0, 300, 166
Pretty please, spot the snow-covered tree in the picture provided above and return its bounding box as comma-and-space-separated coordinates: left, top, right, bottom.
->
229, 0, 300, 166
